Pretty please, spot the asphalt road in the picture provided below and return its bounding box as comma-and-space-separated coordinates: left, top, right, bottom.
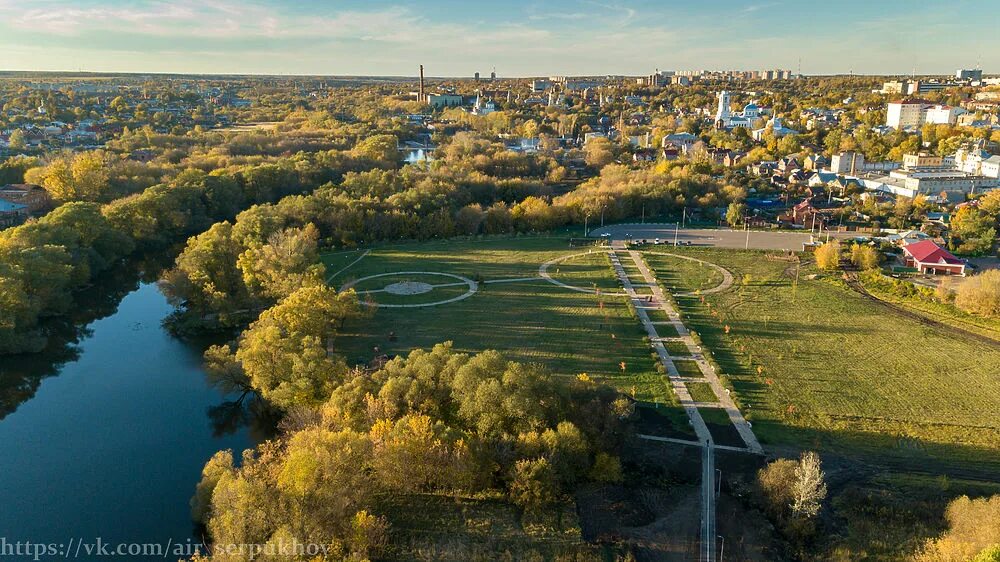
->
590, 223, 856, 252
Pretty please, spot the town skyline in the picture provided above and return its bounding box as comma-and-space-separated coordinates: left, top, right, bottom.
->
2, 0, 998, 77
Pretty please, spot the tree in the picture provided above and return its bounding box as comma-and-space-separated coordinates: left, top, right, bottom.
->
236, 285, 360, 408
584, 137, 614, 169
726, 202, 746, 228
955, 270, 1000, 318
791, 451, 827, 519
190, 450, 235, 523
914, 495, 1000, 562
757, 458, 797, 520
757, 452, 827, 521
237, 224, 325, 301
8, 129, 26, 150
352, 134, 401, 167
159, 221, 252, 326
850, 244, 880, 270
509, 458, 559, 511
24, 151, 111, 202
950, 207, 996, 256
815, 240, 842, 271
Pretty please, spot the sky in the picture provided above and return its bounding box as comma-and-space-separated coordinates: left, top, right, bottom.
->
1, 0, 998, 77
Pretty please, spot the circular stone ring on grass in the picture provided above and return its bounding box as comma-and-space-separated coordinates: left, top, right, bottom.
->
341, 271, 478, 308
539, 250, 629, 296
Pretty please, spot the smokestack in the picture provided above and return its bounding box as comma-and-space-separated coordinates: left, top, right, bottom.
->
419, 65, 425, 100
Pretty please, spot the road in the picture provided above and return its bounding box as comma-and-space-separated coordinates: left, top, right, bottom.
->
703, 444, 716, 562
590, 223, 857, 251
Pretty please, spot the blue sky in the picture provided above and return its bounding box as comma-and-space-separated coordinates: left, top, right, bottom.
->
1, 0, 997, 76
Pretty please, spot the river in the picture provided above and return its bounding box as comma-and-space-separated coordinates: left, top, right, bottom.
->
0, 279, 262, 561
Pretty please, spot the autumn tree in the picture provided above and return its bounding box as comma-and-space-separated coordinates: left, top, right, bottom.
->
237, 224, 325, 301
726, 202, 746, 228
24, 151, 112, 202
914, 495, 1000, 562
955, 270, 1000, 318
8, 129, 26, 150
850, 243, 880, 270
584, 137, 615, 169
814, 239, 842, 271
235, 285, 360, 408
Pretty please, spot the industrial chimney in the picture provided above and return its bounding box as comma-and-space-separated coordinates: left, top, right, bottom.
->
419, 65, 425, 101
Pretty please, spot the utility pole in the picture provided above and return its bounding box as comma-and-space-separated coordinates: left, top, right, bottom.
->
584, 214, 589, 238
745, 221, 750, 250
641, 204, 645, 224
682, 207, 687, 228
674, 222, 679, 246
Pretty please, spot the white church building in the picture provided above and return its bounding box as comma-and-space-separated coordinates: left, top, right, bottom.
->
714, 91, 760, 129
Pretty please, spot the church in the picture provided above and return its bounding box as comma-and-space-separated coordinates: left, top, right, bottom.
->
714, 91, 760, 129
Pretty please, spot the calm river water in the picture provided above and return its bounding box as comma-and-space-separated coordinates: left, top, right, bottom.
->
0, 281, 259, 560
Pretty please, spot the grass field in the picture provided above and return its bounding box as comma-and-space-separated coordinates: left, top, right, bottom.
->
644, 246, 1000, 472
642, 253, 725, 294
377, 493, 604, 561
321, 237, 676, 406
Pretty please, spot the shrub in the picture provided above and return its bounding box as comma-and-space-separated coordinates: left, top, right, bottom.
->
955, 270, 1000, 318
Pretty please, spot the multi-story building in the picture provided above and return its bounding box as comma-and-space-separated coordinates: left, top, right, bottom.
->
863, 153, 996, 199
886, 100, 964, 129
956, 68, 983, 81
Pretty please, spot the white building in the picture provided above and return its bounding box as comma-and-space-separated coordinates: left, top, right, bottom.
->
471, 94, 495, 116
751, 116, 797, 141
863, 153, 997, 199
886, 100, 965, 129
956, 69, 983, 81
981, 155, 1000, 179
829, 151, 900, 174
714, 91, 761, 129
426, 93, 463, 108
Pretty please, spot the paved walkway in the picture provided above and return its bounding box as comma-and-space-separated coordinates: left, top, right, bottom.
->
609, 241, 764, 562
607, 247, 713, 445
623, 245, 764, 454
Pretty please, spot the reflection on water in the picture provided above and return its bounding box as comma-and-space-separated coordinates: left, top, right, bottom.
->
0, 256, 271, 560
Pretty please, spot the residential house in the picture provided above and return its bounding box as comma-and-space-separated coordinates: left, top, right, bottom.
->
886, 229, 931, 246
803, 154, 829, 171
777, 157, 800, 174
0, 199, 28, 227
0, 184, 51, 215
723, 151, 746, 168
901, 240, 966, 275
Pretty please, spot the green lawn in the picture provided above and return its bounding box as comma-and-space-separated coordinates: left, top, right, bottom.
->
642, 252, 725, 294
322, 237, 676, 406
644, 246, 1000, 472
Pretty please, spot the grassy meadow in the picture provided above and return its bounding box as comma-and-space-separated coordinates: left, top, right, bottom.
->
321, 237, 676, 406
642, 246, 1000, 473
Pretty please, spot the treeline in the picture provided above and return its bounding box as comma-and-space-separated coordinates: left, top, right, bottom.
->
0, 144, 392, 354
192, 342, 630, 560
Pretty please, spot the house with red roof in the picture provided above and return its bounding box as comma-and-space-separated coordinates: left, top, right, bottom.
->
901, 240, 966, 275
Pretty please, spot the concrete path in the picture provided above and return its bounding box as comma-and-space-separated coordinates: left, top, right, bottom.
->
326, 249, 370, 283
609, 241, 766, 562
625, 245, 763, 455
607, 246, 713, 445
